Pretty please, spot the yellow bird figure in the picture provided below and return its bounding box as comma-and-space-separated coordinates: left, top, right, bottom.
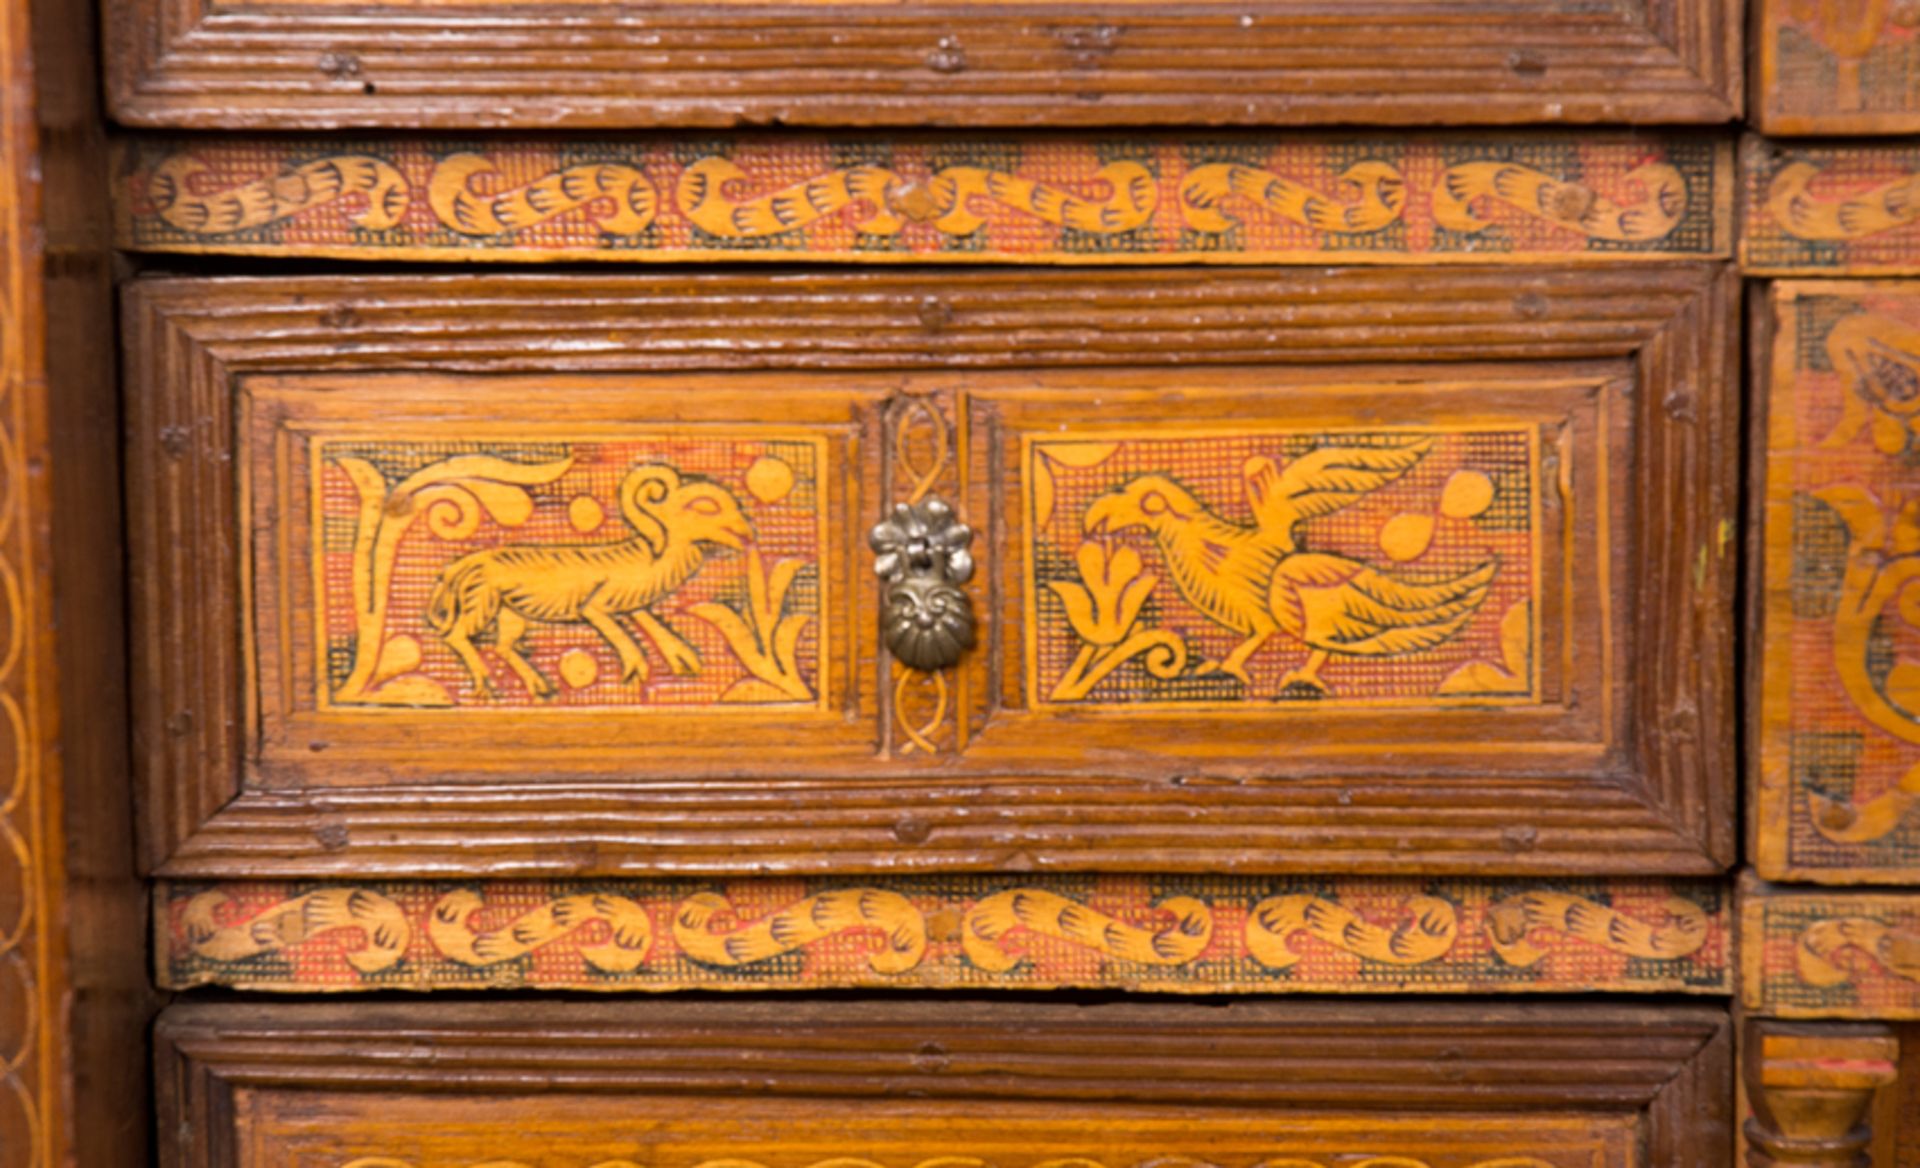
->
1081, 437, 1498, 695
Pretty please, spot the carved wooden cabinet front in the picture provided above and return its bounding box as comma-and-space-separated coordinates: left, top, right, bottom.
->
37, 0, 1920, 1159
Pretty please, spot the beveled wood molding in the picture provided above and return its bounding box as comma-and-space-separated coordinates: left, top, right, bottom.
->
153, 874, 1732, 994
125, 266, 1737, 879
104, 0, 1740, 130
154, 1001, 1733, 1168
1743, 1021, 1898, 1168
109, 132, 1735, 266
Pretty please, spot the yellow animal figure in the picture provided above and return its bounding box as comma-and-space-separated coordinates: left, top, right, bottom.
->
1082, 437, 1497, 695
427, 464, 752, 699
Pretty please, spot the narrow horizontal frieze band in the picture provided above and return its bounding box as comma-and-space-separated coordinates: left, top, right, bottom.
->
157, 874, 1731, 995
1741, 874, 1920, 1019
1741, 137, 1920, 275
113, 133, 1732, 266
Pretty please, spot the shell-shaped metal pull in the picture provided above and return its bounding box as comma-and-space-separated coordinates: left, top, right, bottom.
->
870, 496, 975, 672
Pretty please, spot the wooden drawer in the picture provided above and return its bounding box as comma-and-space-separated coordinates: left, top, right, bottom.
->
127, 268, 1736, 878
104, 0, 1740, 130
156, 1001, 1732, 1168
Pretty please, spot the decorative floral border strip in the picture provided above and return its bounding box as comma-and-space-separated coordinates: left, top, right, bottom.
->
157, 876, 1730, 994
1742, 138, 1920, 275
1742, 879, 1920, 1019
113, 135, 1730, 266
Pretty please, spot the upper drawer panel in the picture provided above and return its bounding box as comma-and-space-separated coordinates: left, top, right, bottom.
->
127, 269, 1735, 880
106, 1, 1739, 129
111, 133, 1733, 267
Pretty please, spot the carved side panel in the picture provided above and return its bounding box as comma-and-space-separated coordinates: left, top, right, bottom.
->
1756, 282, 1920, 881
234, 372, 877, 786
0, 1, 71, 1164
111, 134, 1732, 266
154, 875, 1730, 994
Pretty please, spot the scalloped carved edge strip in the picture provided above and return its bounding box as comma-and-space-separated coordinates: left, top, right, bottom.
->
155, 876, 1730, 993
0, 1, 70, 1164
113, 134, 1731, 265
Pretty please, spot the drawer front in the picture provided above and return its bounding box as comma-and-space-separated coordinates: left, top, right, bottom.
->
156, 1001, 1731, 1168
128, 268, 1735, 878
105, 2, 1739, 130
1754, 280, 1920, 881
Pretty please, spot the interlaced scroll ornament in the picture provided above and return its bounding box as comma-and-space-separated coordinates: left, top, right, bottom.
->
160, 878, 1729, 994
882, 396, 966, 756
117, 136, 1727, 262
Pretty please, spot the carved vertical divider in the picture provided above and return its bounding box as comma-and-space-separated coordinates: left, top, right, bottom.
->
880, 392, 964, 757
1745, 1022, 1898, 1168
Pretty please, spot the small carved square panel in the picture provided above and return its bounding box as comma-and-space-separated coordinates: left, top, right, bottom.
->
1756, 282, 1920, 882
953, 372, 1614, 782
240, 372, 876, 785
303, 433, 828, 712
1022, 426, 1539, 709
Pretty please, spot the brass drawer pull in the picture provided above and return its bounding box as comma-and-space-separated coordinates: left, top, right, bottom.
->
870, 497, 975, 671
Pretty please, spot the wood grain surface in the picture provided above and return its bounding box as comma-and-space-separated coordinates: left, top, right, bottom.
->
154, 1000, 1732, 1168
125, 267, 1737, 880
104, 0, 1740, 129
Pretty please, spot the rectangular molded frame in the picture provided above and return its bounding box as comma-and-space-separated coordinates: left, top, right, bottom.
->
125, 266, 1738, 879
154, 1001, 1733, 1168
104, 0, 1740, 129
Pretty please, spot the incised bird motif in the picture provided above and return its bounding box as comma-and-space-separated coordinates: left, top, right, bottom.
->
1081, 437, 1498, 695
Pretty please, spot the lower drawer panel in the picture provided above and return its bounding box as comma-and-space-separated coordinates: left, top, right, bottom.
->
157, 1002, 1731, 1168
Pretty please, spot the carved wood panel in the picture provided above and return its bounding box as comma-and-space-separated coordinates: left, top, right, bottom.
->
108, 133, 1733, 267
125, 268, 1737, 879
153, 1001, 1733, 1168
103, 0, 1740, 130
1753, 281, 1920, 882
153, 875, 1731, 994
